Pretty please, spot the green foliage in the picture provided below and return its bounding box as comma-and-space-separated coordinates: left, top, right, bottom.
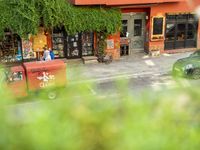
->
0, 0, 121, 38
1, 65, 200, 150
96, 31, 108, 55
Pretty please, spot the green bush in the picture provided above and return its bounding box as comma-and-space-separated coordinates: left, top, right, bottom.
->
0, 76, 200, 149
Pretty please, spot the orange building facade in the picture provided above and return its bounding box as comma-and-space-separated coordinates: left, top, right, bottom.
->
70, 0, 200, 59
1, 0, 200, 64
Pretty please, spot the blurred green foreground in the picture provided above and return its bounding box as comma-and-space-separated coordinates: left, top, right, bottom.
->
0, 72, 200, 150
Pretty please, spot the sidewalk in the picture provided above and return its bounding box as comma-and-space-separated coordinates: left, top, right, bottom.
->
67, 52, 192, 83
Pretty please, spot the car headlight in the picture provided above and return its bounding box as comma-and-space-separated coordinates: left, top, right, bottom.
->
183, 64, 193, 71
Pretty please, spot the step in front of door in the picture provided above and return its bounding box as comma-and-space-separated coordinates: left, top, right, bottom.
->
82, 56, 98, 64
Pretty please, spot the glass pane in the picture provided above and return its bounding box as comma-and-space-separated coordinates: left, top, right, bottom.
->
187, 31, 195, 39
120, 20, 128, 37
52, 28, 65, 58
166, 15, 176, 20
134, 19, 142, 36
177, 23, 186, 32
120, 26, 127, 37
82, 32, 94, 56
188, 23, 197, 31
176, 14, 187, 20
188, 14, 195, 20
166, 33, 175, 41
166, 23, 175, 34
67, 33, 80, 58
0, 34, 22, 63
176, 32, 185, 41
122, 20, 128, 25
165, 14, 198, 50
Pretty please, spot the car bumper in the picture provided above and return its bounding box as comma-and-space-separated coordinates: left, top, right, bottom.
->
172, 66, 185, 77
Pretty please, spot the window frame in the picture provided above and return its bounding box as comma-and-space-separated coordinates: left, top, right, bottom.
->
151, 16, 165, 41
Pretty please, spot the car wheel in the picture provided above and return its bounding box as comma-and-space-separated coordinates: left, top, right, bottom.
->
192, 68, 200, 79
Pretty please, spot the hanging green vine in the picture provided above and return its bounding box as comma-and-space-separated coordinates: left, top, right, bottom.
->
0, 0, 121, 38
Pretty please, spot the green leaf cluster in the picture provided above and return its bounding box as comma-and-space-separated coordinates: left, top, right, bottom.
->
1, 75, 200, 149
0, 0, 121, 38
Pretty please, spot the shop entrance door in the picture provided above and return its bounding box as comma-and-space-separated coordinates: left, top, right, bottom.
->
66, 33, 82, 59
129, 13, 146, 54
120, 12, 146, 54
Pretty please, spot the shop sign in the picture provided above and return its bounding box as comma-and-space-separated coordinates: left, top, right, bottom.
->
120, 38, 129, 45
107, 39, 114, 49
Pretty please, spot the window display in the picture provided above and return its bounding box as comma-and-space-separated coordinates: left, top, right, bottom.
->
52, 29, 94, 59
52, 30, 65, 58
66, 33, 81, 58
0, 33, 22, 63
82, 32, 94, 56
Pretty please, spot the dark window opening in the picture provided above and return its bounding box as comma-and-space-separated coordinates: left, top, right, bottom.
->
134, 19, 142, 36
120, 20, 128, 37
0, 32, 22, 63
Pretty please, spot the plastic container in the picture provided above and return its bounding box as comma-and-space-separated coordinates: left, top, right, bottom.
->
8, 65, 27, 97
23, 60, 66, 91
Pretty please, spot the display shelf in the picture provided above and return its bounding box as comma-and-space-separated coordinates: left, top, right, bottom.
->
82, 32, 94, 56
0, 33, 21, 63
52, 31, 65, 58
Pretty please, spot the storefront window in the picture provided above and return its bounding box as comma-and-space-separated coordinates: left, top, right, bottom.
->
52, 29, 65, 58
82, 32, 94, 56
165, 14, 198, 50
0, 33, 22, 63
166, 23, 175, 33
52, 27, 95, 59
66, 33, 81, 58
165, 23, 175, 41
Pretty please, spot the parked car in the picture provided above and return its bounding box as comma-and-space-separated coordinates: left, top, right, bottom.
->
172, 51, 200, 79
